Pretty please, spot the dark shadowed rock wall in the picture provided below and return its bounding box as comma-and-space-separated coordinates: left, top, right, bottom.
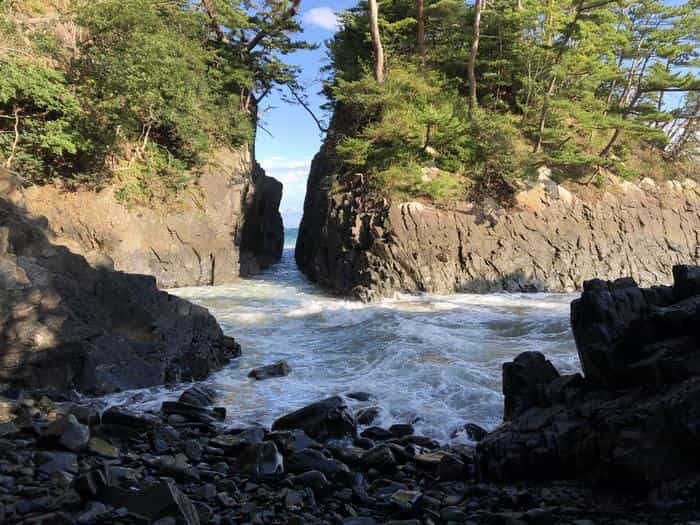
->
0, 170, 239, 395
477, 268, 700, 494
22, 148, 283, 289
297, 147, 700, 301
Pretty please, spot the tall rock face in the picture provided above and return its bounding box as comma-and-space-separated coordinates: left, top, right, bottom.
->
0, 170, 240, 395
297, 148, 700, 301
23, 148, 283, 289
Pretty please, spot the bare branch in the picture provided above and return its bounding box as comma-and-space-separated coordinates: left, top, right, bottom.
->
287, 85, 328, 133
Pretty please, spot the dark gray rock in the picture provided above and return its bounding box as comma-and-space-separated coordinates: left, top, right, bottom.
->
346, 392, 373, 402
101, 407, 161, 430
361, 426, 392, 441
292, 470, 331, 494
248, 360, 291, 380
161, 401, 224, 423
356, 407, 380, 425
99, 480, 200, 525
236, 442, 283, 476
503, 352, 559, 420
36, 451, 79, 475
286, 449, 350, 477
178, 385, 217, 408
479, 270, 700, 488
46, 414, 90, 452
0, 177, 239, 394
362, 445, 396, 471
272, 396, 357, 441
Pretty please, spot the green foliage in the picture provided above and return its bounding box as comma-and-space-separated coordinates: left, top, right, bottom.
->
0, 0, 309, 201
0, 56, 88, 181
326, 0, 699, 202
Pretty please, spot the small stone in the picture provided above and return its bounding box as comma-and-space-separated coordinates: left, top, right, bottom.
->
346, 392, 373, 402
47, 414, 90, 452
343, 519, 377, 525
236, 442, 284, 476
77, 502, 108, 525
284, 489, 304, 509
184, 440, 203, 462
389, 424, 414, 438
361, 426, 392, 440
178, 385, 217, 408
37, 451, 79, 475
362, 444, 396, 471
87, 437, 119, 458
436, 453, 465, 481
390, 490, 422, 512
287, 449, 350, 477
292, 470, 331, 494
248, 360, 291, 380
441, 506, 467, 521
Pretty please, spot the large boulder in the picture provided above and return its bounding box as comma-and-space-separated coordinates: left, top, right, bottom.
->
502, 351, 559, 420
0, 170, 239, 394
272, 396, 357, 441
571, 270, 697, 388
478, 267, 700, 490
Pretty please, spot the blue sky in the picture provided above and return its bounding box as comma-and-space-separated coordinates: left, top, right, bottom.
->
256, 1, 357, 227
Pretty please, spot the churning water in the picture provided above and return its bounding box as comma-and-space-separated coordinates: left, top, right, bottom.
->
106, 229, 581, 442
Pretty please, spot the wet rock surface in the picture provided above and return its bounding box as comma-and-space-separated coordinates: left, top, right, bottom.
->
0, 170, 241, 394
1, 389, 698, 525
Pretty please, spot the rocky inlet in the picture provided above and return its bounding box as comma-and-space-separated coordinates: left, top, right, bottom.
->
4, 261, 700, 525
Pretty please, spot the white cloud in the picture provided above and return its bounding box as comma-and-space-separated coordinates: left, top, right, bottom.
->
260, 158, 311, 171
259, 158, 312, 225
302, 7, 340, 31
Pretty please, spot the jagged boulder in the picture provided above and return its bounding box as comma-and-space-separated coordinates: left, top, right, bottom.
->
0, 170, 239, 394
478, 266, 700, 491
272, 396, 357, 441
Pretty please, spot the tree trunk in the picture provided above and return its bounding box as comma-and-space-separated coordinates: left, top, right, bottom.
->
417, 0, 426, 64
5, 106, 20, 170
468, 0, 483, 115
368, 0, 385, 84
201, 0, 227, 42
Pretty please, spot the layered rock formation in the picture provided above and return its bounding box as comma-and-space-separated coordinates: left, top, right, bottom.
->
477, 266, 700, 502
23, 148, 283, 288
0, 170, 240, 394
297, 149, 700, 300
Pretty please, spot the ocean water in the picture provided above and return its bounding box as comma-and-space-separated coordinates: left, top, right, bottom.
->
105, 229, 581, 442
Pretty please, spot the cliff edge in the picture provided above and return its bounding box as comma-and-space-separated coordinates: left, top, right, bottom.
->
22, 148, 283, 289
297, 149, 700, 301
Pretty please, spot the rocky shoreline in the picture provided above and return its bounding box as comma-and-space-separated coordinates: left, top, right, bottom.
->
1, 386, 697, 525
2, 266, 700, 524
1, 170, 239, 394
296, 146, 700, 301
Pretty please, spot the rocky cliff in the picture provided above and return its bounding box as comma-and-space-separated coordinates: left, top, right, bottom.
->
23, 148, 283, 289
0, 170, 240, 395
297, 148, 700, 301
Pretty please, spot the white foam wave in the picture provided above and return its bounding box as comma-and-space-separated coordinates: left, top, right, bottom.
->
114, 248, 581, 442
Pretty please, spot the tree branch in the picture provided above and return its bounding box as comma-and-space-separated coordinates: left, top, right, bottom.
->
246, 0, 301, 52
287, 85, 327, 133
